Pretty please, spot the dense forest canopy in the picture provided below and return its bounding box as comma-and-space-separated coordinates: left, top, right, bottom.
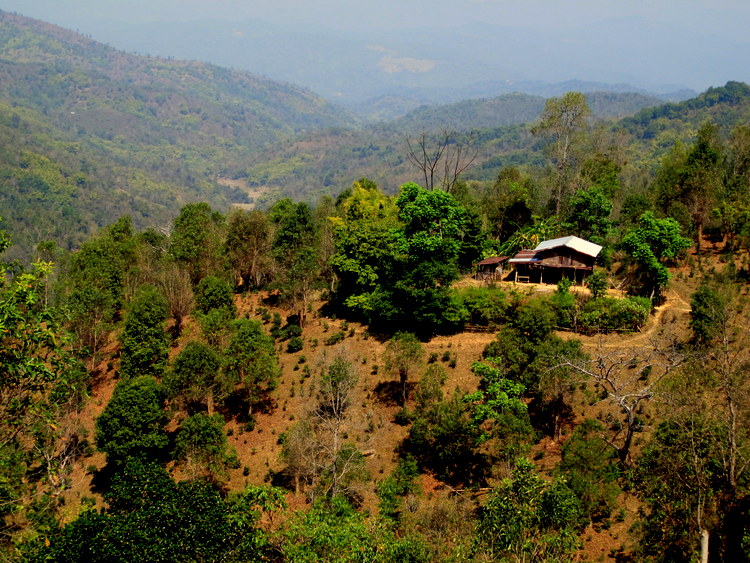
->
1, 9, 750, 563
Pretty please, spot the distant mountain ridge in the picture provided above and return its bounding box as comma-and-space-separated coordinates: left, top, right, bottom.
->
0, 10, 352, 259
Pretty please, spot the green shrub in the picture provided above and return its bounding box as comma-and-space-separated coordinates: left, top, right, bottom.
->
578, 296, 651, 333
324, 331, 346, 346
287, 336, 304, 353
455, 287, 510, 326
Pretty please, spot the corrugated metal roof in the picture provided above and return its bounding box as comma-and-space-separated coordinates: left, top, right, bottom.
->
534, 236, 602, 258
476, 256, 508, 266
508, 249, 540, 264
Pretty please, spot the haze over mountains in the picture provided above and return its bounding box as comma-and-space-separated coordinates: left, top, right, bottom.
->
2, 1, 749, 119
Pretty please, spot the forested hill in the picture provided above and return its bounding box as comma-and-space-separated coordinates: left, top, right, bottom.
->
0, 10, 352, 260
240, 81, 750, 203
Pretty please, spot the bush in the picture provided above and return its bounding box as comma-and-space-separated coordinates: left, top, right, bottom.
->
324, 331, 346, 346
455, 287, 510, 326
287, 336, 304, 353
578, 296, 651, 333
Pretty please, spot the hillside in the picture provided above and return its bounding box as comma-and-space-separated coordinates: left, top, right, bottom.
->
0, 10, 352, 260
239, 82, 750, 204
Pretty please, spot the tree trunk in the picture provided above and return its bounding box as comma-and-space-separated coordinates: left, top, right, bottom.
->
207, 390, 214, 416
700, 529, 709, 563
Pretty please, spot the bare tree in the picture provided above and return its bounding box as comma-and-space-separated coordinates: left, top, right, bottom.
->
557, 333, 683, 464
406, 128, 477, 193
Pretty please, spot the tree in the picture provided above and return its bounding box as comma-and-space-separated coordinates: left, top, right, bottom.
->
119, 284, 169, 379
556, 335, 683, 464
194, 275, 236, 316
173, 413, 238, 481
383, 332, 424, 406
406, 128, 477, 193
656, 122, 725, 251
620, 211, 691, 299
157, 260, 193, 338
558, 419, 621, 523
169, 202, 224, 284
532, 92, 591, 214
0, 228, 85, 540
95, 376, 169, 466
166, 340, 229, 415
226, 208, 273, 290
564, 184, 613, 245
280, 420, 319, 494
311, 354, 365, 499
36, 460, 281, 562
271, 200, 320, 327
224, 319, 279, 416
475, 458, 583, 562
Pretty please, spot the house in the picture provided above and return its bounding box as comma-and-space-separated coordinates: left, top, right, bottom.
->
507, 235, 602, 284
474, 256, 509, 281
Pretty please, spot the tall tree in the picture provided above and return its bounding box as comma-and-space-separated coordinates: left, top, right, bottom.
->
119, 284, 169, 379
169, 203, 225, 285
225, 208, 273, 290
224, 318, 279, 416
532, 92, 591, 214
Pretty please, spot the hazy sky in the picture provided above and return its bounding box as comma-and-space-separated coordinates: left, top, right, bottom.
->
3, 0, 750, 39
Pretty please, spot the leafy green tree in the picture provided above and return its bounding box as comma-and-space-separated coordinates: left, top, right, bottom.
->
407, 389, 485, 485
281, 495, 432, 563
656, 121, 725, 249
558, 419, 621, 523
194, 275, 236, 316
481, 166, 536, 245
169, 202, 225, 284
383, 332, 424, 406
0, 228, 84, 540
35, 460, 280, 562
620, 211, 691, 299
476, 458, 583, 562
173, 413, 238, 481
95, 376, 168, 466
330, 181, 401, 319
465, 361, 534, 464
166, 340, 229, 415
224, 318, 279, 415
119, 284, 169, 379
689, 282, 729, 345
271, 199, 321, 327
564, 184, 613, 244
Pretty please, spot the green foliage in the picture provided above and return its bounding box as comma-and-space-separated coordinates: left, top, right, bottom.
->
558, 419, 621, 522
35, 460, 277, 562
689, 282, 729, 345
119, 284, 169, 379
287, 335, 304, 353
0, 231, 83, 537
586, 269, 609, 299
465, 361, 534, 462
95, 376, 168, 466
224, 318, 279, 408
476, 458, 583, 562
376, 456, 420, 521
194, 275, 236, 316
280, 496, 432, 563
384, 331, 424, 405
620, 211, 691, 298
165, 340, 229, 413
173, 413, 238, 480
407, 390, 485, 485
169, 203, 225, 284
578, 296, 651, 333
633, 419, 725, 562
455, 286, 512, 326
564, 184, 613, 244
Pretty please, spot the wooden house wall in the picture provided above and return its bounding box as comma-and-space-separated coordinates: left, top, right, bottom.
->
536, 248, 594, 268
